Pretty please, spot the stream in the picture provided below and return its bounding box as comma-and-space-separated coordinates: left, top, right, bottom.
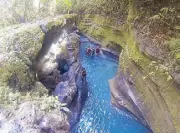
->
72, 35, 151, 133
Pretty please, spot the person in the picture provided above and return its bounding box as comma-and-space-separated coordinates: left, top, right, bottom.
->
86, 46, 92, 56
92, 47, 95, 56
81, 68, 87, 82
96, 46, 100, 54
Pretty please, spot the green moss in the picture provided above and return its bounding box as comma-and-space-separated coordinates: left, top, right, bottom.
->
0, 59, 36, 91
127, 0, 137, 22
78, 14, 180, 133
120, 51, 179, 133
168, 37, 180, 63
0, 25, 45, 62
0, 25, 45, 91
79, 14, 150, 70
175, 53, 180, 60
168, 38, 180, 51
47, 14, 77, 30
31, 82, 48, 97
47, 19, 64, 30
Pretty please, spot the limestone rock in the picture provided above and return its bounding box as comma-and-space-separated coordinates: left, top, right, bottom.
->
53, 81, 77, 105
0, 101, 70, 133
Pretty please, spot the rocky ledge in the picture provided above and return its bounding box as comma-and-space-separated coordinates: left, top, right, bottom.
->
0, 14, 88, 133
37, 31, 88, 128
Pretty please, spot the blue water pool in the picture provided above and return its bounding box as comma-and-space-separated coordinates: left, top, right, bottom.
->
73, 35, 151, 133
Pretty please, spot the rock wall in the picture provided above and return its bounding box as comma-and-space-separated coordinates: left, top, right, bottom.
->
78, 14, 180, 133
35, 14, 88, 128
0, 14, 77, 92
0, 14, 80, 133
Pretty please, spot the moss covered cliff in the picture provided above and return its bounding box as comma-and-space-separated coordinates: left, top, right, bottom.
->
0, 14, 77, 103
0, 14, 78, 132
77, 0, 180, 132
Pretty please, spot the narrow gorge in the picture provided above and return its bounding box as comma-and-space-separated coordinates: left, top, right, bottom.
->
0, 0, 179, 133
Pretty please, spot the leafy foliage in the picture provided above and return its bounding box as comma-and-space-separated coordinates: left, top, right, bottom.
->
40, 95, 70, 113
168, 38, 180, 51
63, 0, 72, 10
0, 0, 71, 27
149, 7, 178, 30
168, 37, 180, 62
0, 85, 70, 113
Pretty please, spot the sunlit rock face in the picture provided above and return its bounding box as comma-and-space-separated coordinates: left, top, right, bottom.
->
0, 14, 77, 92
36, 18, 88, 127
39, 30, 69, 76
37, 31, 72, 89
0, 14, 79, 133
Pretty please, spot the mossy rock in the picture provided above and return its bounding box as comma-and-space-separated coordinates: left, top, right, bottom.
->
0, 24, 44, 62
78, 14, 180, 133
168, 38, 180, 51
0, 24, 44, 92
0, 58, 36, 92
175, 53, 180, 60
79, 14, 151, 69
46, 14, 77, 31
0, 14, 78, 93
30, 82, 48, 97
46, 19, 64, 31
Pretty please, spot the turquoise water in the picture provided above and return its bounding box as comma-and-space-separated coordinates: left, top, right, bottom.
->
73, 36, 151, 133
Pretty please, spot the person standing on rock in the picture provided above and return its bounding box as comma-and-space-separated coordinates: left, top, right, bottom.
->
81, 68, 87, 82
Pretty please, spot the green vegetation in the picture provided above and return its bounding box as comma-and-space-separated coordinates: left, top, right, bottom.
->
168, 37, 180, 63
77, 0, 180, 132
0, 59, 35, 91
0, 0, 179, 132
0, 14, 77, 114
62, 0, 72, 13
0, 84, 69, 113
0, 0, 74, 28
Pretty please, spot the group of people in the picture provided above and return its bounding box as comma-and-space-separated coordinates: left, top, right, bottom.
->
86, 46, 100, 56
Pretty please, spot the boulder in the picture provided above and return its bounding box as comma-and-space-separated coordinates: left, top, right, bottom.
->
0, 24, 44, 91
53, 81, 77, 105
0, 101, 70, 133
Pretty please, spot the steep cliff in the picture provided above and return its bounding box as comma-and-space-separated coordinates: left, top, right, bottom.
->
0, 14, 78, 133
78, 0, 180, 132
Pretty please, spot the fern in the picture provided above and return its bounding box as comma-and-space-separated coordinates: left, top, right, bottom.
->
160, 7, 169, 14
175, 26, 180, 30
63, 0, 72, 13
149, 14, 161, 21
